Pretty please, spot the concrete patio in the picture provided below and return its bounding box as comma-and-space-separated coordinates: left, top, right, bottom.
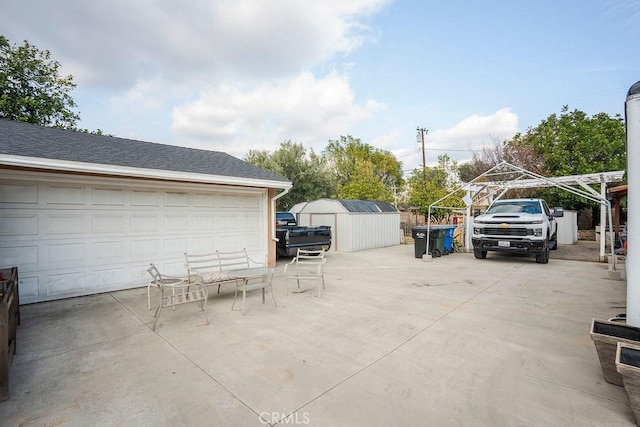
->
0, 244, 633, 426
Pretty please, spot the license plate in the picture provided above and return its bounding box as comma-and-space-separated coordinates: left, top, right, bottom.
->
498, 241, 510, 248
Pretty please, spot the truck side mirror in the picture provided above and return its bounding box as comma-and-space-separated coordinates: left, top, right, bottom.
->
552, 207, 564, 218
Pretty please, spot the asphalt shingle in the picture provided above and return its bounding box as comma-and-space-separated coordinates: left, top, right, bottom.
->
0, 119, 289, 183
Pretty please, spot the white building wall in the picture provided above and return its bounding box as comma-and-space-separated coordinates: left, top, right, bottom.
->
556, 210, 578, 244
336, 213, 400, 252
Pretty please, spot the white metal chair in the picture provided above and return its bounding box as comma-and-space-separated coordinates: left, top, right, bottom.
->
147, 263, 208, 331
284, 249, 326, 297
147, 265, 185, 310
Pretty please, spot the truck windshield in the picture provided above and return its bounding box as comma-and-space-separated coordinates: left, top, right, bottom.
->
486, 201, 542, 214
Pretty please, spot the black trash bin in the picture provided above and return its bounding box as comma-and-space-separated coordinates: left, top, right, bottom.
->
412, 226, 428, 258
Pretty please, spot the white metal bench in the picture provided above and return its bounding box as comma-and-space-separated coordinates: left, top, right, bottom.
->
147, 263, 208, 331
284, 248, 326, 297
184, 249, 277, 314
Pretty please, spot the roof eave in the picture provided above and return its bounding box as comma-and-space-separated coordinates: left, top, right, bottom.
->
0, 155, 292, 190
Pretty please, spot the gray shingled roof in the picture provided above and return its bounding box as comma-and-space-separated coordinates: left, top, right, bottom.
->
337, 199, 398, 213
0, 119, 289, 184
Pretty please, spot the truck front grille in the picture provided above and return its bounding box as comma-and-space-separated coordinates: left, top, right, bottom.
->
483, 227, 529, 236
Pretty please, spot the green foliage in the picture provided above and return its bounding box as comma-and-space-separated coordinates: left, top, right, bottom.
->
338, 159, 393, 201
244, 141, 335, 210
459, 107, 626, 211
323, 135, 403, 202
0, 35, 80, 128
407, 155, 464, 221
510, 106, 626, 209
522, 106, 625, 176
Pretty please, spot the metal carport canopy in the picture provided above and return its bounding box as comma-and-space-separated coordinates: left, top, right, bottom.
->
426, 161, 625, 271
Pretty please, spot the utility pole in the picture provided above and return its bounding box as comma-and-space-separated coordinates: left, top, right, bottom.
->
416, 127, 428, 182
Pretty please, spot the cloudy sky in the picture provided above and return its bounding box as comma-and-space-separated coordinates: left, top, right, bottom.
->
2, 1, 639, 174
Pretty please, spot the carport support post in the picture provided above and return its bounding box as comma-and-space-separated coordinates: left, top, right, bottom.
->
600, 182, 606, 262
626, 81, 640, 327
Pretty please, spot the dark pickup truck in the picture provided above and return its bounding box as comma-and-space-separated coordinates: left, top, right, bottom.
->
275, 212, 332, 258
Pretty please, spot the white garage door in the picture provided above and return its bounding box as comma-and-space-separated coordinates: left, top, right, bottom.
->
0, 171, 267, 304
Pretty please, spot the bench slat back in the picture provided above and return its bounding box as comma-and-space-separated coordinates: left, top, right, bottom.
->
216, 249, 251, 271
185, 252, 222, 273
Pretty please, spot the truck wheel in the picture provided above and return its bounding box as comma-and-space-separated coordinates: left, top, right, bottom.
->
536, 243, 549, 264
474, 249, 487, 259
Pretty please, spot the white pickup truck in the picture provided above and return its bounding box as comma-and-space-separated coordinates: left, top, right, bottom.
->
472, 198, 563, 264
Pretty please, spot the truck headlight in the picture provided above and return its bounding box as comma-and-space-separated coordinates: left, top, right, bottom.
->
533, 228, 543, 237
474, 227, 481, 234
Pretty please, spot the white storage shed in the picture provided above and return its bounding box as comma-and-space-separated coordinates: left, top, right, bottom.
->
292, 199, 401, 252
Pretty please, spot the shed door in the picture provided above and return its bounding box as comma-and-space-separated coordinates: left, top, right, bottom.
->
308, 214, 337, 252
0, 173, 266, 303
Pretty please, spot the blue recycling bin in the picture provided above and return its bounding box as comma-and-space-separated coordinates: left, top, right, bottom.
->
443, 226, 456, 254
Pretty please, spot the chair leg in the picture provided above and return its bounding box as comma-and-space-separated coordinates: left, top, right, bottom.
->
231, 284, 239, 311
242, 285, 247, 315
270, 284, 277, 308
147, 284, 152, 310
152, 303, 162, 331
201, 294, 209, 325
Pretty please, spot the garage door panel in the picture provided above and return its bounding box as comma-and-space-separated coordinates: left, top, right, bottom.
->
19, 276, 39, 299
193, 214, 215, 230
1, 214, 38, 236
131, 190, 160, 206
90, 268, 128, 290
0, 175, 267, 303
48, 242, 86, 265
165, 192, 188, 206
241, 234, 261, 252
46, 185, 85, 205
165, 215, 189, 231
93, 241, 128, 260
242, 195, 260, 208
92, 214, 125, 233
131, 215, 159, 232
131, 239, 161, 259
0, 245, 38, 268
47, 271, 85, 295
164, 238, 189, 256
49, 214, 85, 234
220, 214, 239, 229
0, 181, 38, 204
193, 193, 215, 207
218, 234, 242, 251
193, 236, 217, 253
243, 213, 260, 228
92, 188, 125, 206
219, 194, 240, 208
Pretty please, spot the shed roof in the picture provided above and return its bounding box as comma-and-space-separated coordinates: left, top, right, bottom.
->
336, 199, 398, 213
0, 119, 290, 188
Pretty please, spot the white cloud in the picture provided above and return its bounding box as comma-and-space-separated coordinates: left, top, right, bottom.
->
2, 0, 390, 88
171, 72, 386, 158
397, 108, 520, 172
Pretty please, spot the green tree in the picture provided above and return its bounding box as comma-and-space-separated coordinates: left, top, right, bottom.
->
407, 155, 464, 221
0, 35, 79, 128
339, 159, 393, 201
245, 141, 335, 210
323, 135, 403, 202
522, 106, 625, 176
512, 106, 625, 209
458, 107, 626, 210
